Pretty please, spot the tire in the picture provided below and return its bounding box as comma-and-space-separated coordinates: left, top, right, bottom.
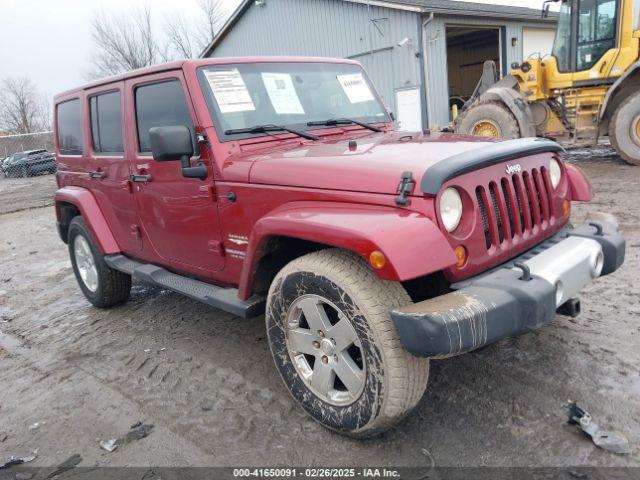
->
609, 90, 640, 165
266, 249, 429, 438
68, 216, 131, 308
456, 101, 521, 140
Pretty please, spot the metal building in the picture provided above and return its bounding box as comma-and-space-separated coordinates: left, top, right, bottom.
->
202, 0, 556, 131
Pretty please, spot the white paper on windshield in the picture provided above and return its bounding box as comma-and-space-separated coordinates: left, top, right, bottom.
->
204, 69, 255, 113
261, 73, 305, 115
337, 73, 375, 104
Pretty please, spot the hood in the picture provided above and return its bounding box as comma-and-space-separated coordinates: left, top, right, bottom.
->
225, 131, 495, 195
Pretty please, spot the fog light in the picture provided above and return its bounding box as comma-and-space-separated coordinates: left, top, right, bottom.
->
454, 245, 468, 268
562, 200, 570, 217
369, 250, 386, 269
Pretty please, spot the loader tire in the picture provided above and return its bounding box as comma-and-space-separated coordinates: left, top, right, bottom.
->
456, 101, 521, 140
609, 90, 640, 166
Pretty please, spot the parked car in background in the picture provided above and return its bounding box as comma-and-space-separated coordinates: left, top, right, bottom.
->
1, 149, 57, 178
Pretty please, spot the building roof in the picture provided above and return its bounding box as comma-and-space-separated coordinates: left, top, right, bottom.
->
201, 0, 556, 58
363, 0, 555, 20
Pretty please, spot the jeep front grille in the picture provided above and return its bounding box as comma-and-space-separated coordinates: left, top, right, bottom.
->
475, 167, 554, 250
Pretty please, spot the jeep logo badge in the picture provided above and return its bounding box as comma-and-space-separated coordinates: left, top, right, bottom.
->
506, 164, 522, 175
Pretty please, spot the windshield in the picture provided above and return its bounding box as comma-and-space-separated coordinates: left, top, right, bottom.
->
198, 62, 390, 141
552, 1, 573, 72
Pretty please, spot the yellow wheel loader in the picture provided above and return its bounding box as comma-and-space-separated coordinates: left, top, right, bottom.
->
454, 0, 640, 165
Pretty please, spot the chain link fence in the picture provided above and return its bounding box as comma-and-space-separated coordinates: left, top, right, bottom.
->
0, 131, 56, 179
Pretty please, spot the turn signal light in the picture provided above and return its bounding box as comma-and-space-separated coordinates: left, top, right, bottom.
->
562, 200, 571, 217
454, 245, 468, 268
369, 251, 386, 269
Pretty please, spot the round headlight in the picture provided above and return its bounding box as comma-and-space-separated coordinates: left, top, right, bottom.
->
549, 158, 562, 188
440, 187, 463, 232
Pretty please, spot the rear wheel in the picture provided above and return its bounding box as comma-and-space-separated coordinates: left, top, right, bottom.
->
68, 217, 131, 308
456, 101, 521, 140
266, 249, 429, 438
609, 90, 640, 165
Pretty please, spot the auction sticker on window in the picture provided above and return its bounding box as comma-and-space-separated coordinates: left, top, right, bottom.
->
337, 73, 375, 103
261, 72, 305, 115
204, 69, 255, 113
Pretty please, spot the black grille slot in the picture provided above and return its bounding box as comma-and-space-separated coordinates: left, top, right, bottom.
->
476, 186, 491, 250
540, 166, 554, 216
522, 172, 538, 225
489, 183, 504, 243
501, 178, 516, 238
512, 175, 527, 230
531, 168, 545, 220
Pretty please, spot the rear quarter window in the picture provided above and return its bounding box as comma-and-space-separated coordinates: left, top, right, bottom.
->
57, 99, 83, 155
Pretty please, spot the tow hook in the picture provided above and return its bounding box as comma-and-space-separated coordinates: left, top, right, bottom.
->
395, 171, 415, 206
513, 262, 532, 281
562, 400, 630, 454
589, 222, 604, 236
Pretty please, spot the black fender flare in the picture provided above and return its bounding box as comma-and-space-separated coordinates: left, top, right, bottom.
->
481, 84, 537, 138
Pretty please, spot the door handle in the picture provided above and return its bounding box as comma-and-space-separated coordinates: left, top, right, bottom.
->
130, 174, 152, 183
89, 171, 106, 179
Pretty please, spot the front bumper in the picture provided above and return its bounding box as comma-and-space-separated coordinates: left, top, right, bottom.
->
391, 220, 625, 358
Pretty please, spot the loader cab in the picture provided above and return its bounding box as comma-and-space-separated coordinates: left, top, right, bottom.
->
551, 0, 620, 73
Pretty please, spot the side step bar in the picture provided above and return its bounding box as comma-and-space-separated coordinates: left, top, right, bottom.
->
104, 255, 265, 319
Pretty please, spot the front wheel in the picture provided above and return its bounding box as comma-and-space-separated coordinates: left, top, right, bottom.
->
266, 249, 429, 438
609, 90, 640, 165
68, 216, 131, 308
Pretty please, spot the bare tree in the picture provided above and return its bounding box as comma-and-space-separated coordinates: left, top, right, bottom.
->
88, 1, 230, 79
0, 77, 51, 134
165, 0, 228, 59
89, 6, 162, 77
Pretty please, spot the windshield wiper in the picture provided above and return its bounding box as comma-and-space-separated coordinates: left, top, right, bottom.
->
225, 124, 319, 141
307, 118, 382, 132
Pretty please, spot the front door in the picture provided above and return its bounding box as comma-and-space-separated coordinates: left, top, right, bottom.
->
124, 72, 225, 275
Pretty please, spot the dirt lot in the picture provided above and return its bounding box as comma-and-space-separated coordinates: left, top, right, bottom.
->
0, 149, 638, 469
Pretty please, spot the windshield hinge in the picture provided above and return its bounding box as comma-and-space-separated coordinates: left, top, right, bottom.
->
395, 171, 415, 206
197, 132, 209, 145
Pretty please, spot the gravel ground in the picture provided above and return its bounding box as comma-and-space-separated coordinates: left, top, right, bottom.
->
0, 149, 638, 468
0, 173, 56, 215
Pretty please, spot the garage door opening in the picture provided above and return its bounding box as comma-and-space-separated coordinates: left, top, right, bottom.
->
446, 26, 500, 117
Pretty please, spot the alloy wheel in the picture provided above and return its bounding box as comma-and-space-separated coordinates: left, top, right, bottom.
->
285, 294, 366, 406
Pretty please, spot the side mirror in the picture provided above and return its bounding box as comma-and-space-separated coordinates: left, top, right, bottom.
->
149, 126, 207, 180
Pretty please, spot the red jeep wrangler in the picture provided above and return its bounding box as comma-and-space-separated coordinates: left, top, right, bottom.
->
53, 58, 625, 437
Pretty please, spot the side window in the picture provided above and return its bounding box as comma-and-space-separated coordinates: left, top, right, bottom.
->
577, 0, 617, 71
57, 99, 83, 155
90, 91, 123, 153
135, 80, 195, 153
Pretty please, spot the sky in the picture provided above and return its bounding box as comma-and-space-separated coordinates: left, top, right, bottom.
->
0, 0, 552, 99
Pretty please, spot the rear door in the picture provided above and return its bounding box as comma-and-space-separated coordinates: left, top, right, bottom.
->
124, 71, 224, 275
85, 83, 142, 253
